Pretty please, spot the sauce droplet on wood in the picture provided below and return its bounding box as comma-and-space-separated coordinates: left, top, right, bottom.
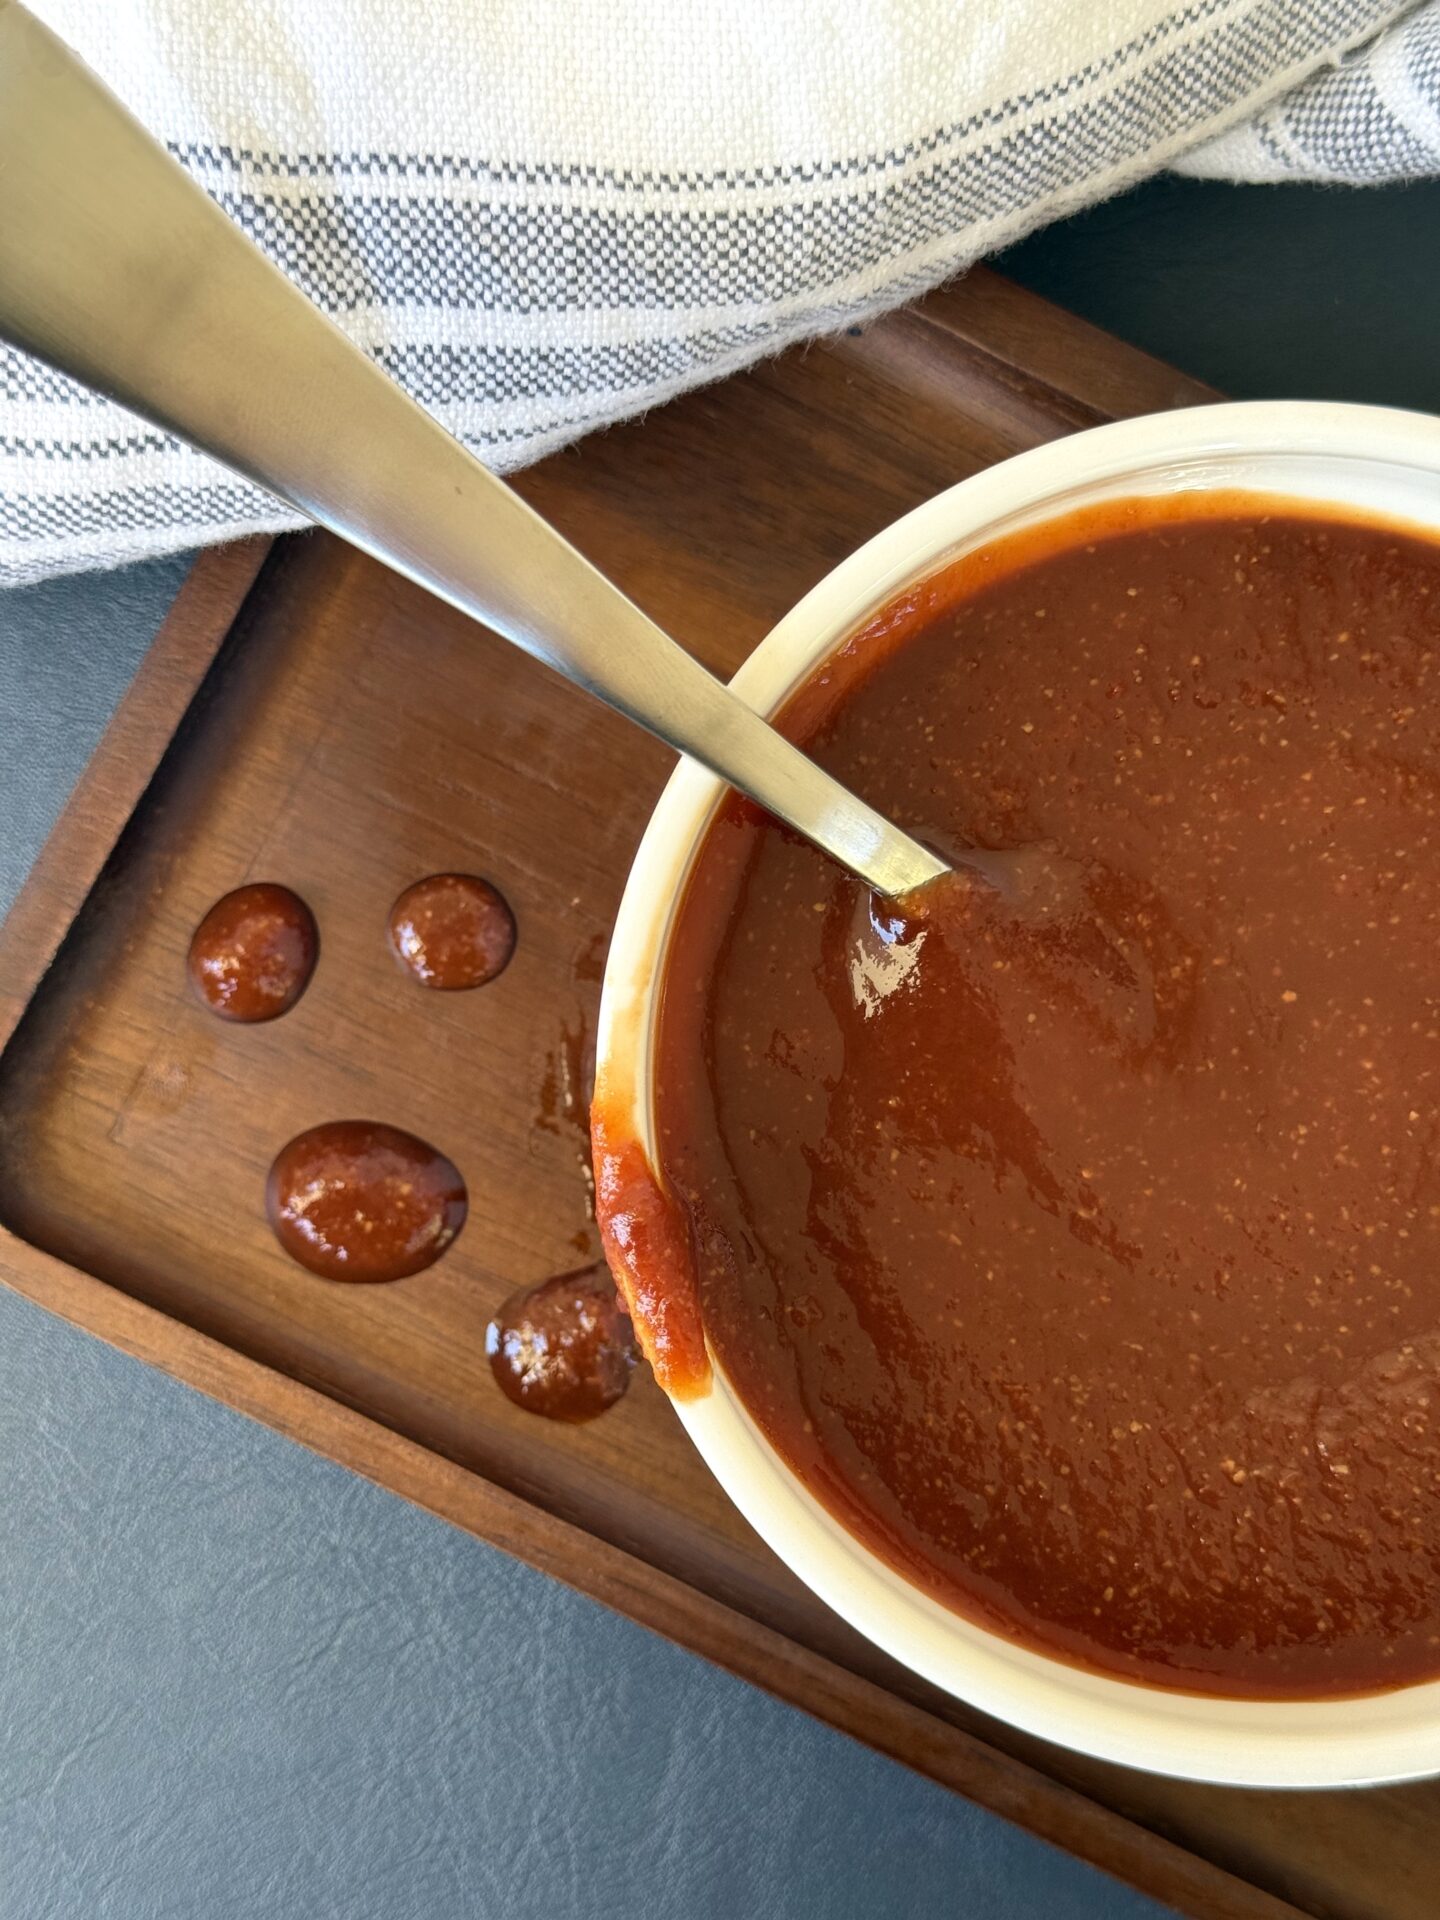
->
486, 1262, 639, 1421
388, 873, 515, 989
188, 883, 317, 1022
267, 1121, 466, 1281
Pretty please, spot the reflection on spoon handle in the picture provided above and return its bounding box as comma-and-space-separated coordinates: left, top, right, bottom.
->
0, 4, 947, 899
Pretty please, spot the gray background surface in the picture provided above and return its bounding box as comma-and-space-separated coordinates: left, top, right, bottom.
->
2, 173, 1437, 1917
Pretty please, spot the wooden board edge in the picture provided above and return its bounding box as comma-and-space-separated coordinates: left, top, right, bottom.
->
924, 268, 1222, 416
0, 536, 273, 1039
0, 1231, 1305, 1920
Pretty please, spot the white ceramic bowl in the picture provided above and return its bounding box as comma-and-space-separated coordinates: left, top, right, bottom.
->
595, 401, 1440, 1787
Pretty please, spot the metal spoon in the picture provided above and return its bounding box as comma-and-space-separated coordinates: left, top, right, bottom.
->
0, 2, 946, 899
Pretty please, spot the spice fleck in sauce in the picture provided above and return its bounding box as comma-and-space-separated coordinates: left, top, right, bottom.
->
267, 1121, 466, 1282
188, 883, 317, 1022
388, 873, 516, 989
487, 1263, 639, 1421
646, 498, 1440, 1698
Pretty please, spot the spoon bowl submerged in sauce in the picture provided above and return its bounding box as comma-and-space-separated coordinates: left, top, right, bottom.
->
593, 402, 1440, 1789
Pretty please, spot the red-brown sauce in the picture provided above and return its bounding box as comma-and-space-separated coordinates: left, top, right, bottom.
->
594, 1085, 707, 1397
267, 1121, 466, 1282
388, 873, 515, 989
537, 1003, 598, 1239
187, 883, 317, 1022
486, 1262, 639, 1421
645, 499, 1440, 1698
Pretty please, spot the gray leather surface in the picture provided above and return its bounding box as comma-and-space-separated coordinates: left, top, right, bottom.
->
995, 175, 1440, 414
0, 549, 192, 915
0, 1281, 1167, 1920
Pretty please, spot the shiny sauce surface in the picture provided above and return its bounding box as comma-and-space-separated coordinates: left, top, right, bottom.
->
388, 873, 516, 989
267, 1121, 467, 1282
651, 501, 1440, 1697
487, 1263, 639, 1421
188, 883, 317, 1022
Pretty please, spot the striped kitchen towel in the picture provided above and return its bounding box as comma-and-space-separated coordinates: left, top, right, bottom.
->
3, 0, 1438, 585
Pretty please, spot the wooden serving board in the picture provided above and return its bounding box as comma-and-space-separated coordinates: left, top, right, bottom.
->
0, 269, 1432, 1920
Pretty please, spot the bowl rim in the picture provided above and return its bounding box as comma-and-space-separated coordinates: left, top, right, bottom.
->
595, 399, 1440, 1787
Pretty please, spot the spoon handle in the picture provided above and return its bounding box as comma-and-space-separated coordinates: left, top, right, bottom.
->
0, 4, 945, 897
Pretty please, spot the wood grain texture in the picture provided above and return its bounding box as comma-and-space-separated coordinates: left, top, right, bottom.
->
0, 268, 1429, 1920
